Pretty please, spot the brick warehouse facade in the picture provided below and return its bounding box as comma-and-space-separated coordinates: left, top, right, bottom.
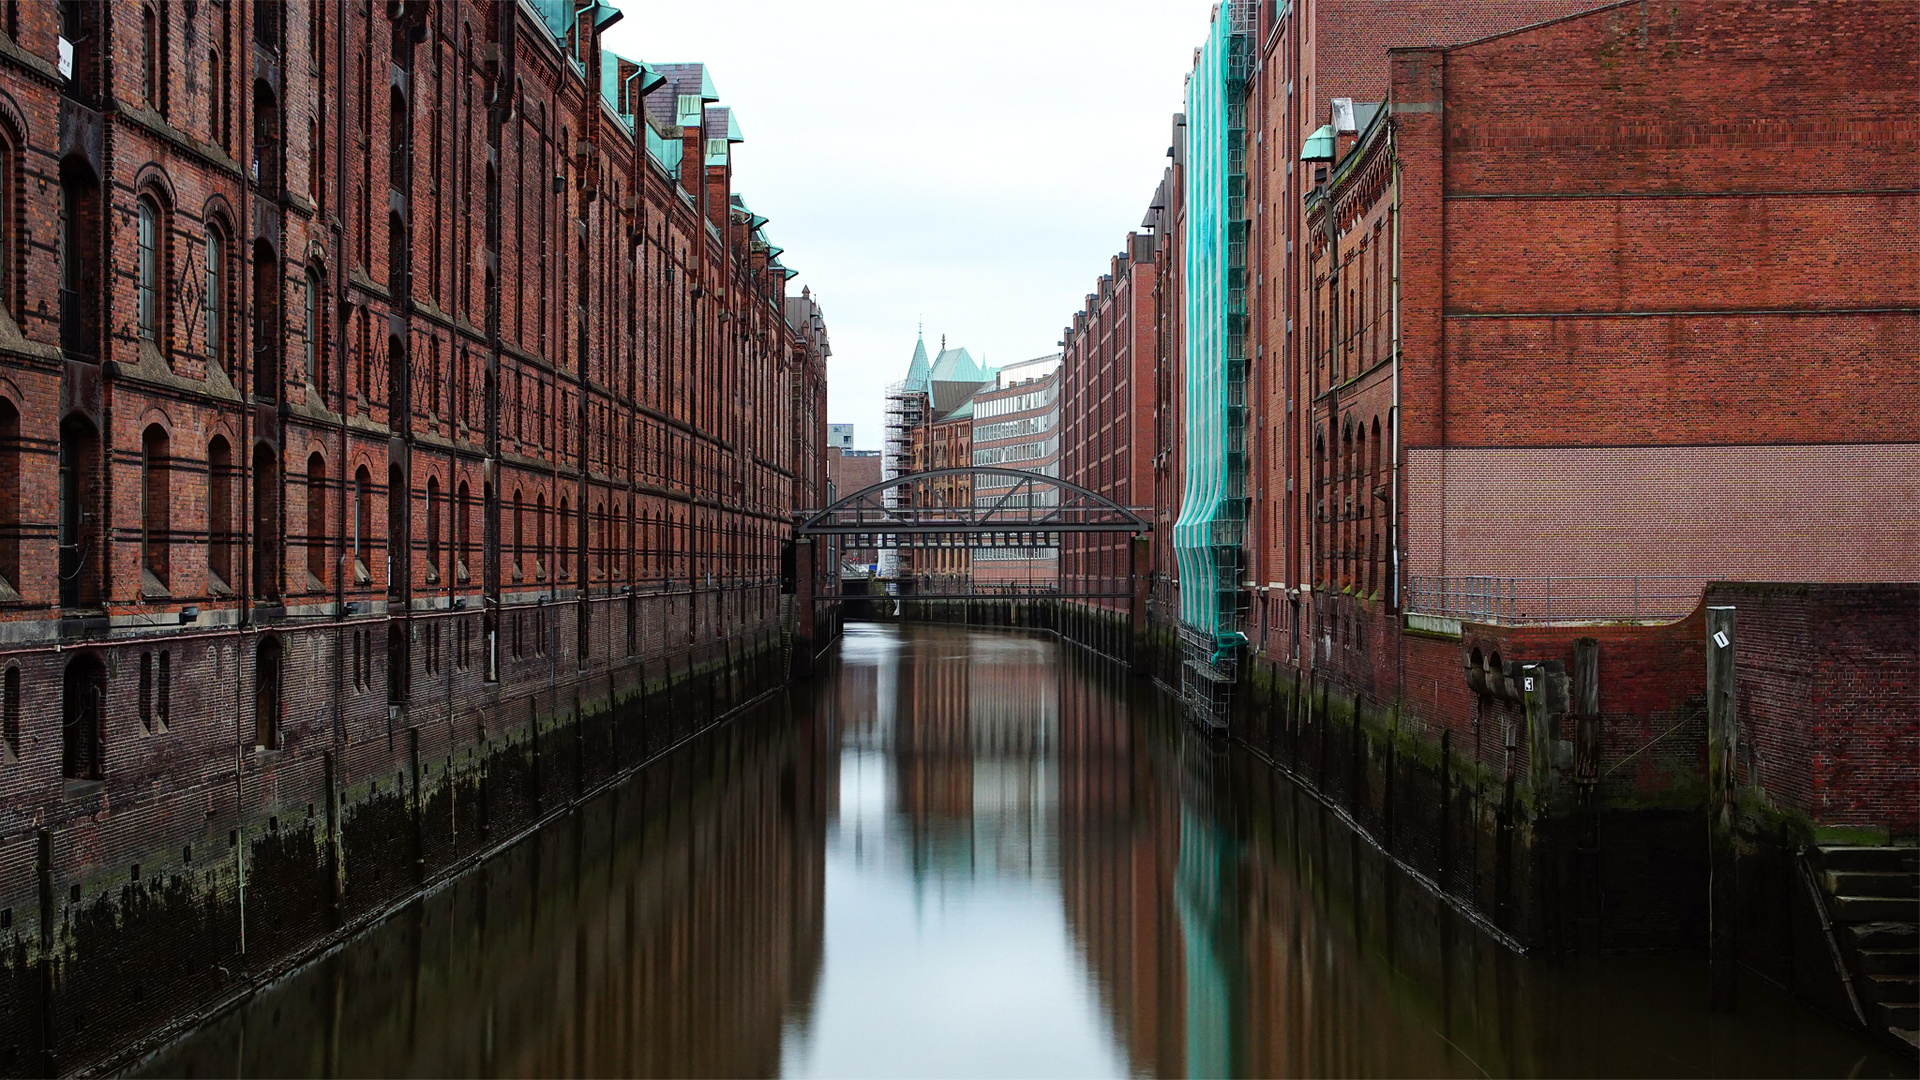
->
1059, 238, 1154, 608
0, 2, 829, 1073
1040, 0, 1918, 1016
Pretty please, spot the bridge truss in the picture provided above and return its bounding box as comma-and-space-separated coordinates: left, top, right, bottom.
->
794, 467, 1149, 602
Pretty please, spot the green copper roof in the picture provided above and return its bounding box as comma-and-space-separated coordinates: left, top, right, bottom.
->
1301, 124, 1335, 162
903, 334, 932, 393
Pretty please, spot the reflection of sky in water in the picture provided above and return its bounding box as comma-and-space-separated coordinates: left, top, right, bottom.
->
136, 622, 1906, 1080
786, 626, 1124, 1078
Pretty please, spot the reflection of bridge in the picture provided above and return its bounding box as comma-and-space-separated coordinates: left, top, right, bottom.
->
794, 467, 1150, 602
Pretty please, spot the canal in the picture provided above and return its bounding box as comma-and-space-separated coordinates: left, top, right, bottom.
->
139, 623, 1908, 1077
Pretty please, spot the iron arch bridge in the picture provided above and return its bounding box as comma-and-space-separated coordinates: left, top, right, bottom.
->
793, 467, 1150, 601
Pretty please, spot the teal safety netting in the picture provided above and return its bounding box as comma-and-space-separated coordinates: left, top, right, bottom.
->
1173, 2, 1252, 683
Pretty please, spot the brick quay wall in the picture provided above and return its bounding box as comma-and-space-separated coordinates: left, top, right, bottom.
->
0, 1, 834, 1074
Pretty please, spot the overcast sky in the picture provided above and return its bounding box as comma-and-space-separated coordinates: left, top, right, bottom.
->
602, 0, 1218, 451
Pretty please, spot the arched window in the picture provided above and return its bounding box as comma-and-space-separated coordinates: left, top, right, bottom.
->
252, 442, 279, 599
141, 424, 170, 590
62, 652, 105, 781
208, 435, 233, 589
306, 453, 327, 585
252, 239, 280, 400
353, 465, 371, 578
454, 479, 471, 583
137, 196, 161, 342
254, 636, 282, 749
557, 496, 570, 580
425, 475, 441, 573
205, 223, 228, 374
0, 398, 17, 595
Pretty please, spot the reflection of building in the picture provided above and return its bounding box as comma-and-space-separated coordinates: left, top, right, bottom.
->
879, 628, 1059, 880
1056, 659, 1187, 1078
972, 358, 1063, 588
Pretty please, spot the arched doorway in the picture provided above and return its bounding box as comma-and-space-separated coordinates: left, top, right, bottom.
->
255, 635, 282, 749
58, 415, 99, 607
62, 652, 106, 781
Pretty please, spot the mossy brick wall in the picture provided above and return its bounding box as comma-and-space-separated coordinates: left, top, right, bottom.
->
1709, 583, 1919, 838
0, 605, 790, 1077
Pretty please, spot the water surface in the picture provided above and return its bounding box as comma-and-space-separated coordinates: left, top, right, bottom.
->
141, 623, 1907, 1077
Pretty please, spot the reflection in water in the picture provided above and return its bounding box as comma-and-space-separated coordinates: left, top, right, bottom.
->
142, 624, 1907, 1078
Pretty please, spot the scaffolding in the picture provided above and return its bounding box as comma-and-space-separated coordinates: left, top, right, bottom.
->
1172, 2, 1254, 729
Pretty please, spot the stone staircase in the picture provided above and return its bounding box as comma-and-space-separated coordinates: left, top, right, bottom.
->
1811, 845, 1919, 1049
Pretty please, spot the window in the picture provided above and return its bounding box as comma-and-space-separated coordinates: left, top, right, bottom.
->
512, 491, 524, 581
251, 442, 278, 599
139, 652, 153, 733
58, 416, 99, 607
387, 622, 408, 705
61, 652, 105, 781
535, 493, 547, 579
208, 435, 233, 589
141, 425, 169, 589
454, 480, 470, 583
2, 665, 18, 762
205, 225, 228, 373
306, 453, 326, 584
0, 135, 13, 316
353, 465, 371, 579
556, 496, 569, 580
255, 636, 282, 749
305, 268, 323, 394
209, 49, 227, 151
157, 650, 170, 730
141, 5, 159, 107
58, 161, 99, 359
0, 399, 17, 595
425, 475, 440, 574
137, 197, 161, 342
387, 464, 406, 598
252, 240, 279, 400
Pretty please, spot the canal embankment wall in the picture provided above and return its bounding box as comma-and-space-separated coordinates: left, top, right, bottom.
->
1047, 583, 1915, 1042
0, 590, 837, 1078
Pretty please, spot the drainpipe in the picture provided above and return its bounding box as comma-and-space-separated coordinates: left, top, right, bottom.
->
1389, 121, 1401, 608
333, 0, 350, 748
233, 0, 254, 964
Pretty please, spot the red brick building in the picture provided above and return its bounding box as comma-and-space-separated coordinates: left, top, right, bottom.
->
972, 359, 1062, 588
1059, 238, 1156, 607
0, 3, 827, 1066
826, 447, 882, 574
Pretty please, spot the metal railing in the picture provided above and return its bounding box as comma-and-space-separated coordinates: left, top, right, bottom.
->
1404, 574, 1721, 625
